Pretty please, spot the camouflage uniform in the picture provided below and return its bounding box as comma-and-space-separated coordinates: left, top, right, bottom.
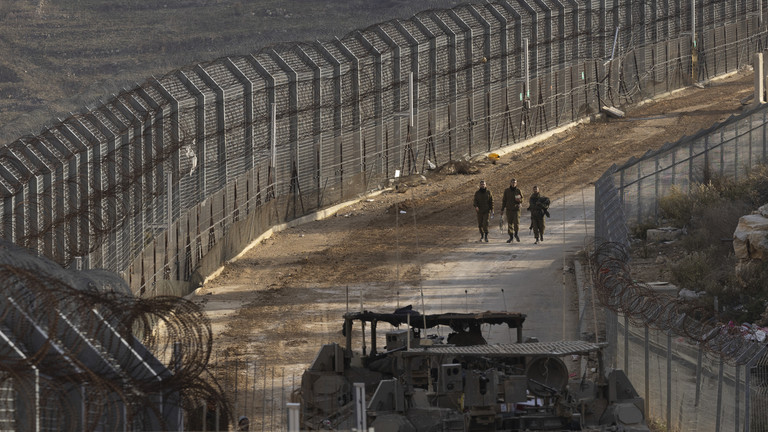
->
501, 180, 524, 242
528, 190, 547, 243
473, 182, 493, 242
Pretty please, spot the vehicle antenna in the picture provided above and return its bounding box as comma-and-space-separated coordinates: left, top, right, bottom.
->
562, 189, 567, 341
411, 188, 428, 336
361, 287, 366, 356
502, 288, 512, 343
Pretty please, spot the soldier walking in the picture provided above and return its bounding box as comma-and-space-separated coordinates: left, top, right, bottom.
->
473, 180, 493, 242
501, 178, 524, 243
528, 185, 550, 244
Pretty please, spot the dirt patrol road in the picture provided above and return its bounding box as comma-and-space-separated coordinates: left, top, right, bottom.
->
413, 186, 594, 345
192, 70, 755, 388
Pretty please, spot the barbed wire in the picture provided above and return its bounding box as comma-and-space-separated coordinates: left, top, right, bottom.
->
0, 239, 231, 430
588, 241, 765, 366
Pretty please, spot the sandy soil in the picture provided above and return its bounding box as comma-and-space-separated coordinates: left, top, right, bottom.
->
192, 70, 756, 390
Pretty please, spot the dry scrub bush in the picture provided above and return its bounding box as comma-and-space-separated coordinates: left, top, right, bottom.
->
681, 201, 751, 253
658, 182, 725, 228
453, 160, 472, 175
671, 249, 733, 293
734, 261, 768, 325
655, 165, 768, 323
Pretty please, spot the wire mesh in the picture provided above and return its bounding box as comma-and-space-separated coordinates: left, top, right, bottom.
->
0, 0, 765, 311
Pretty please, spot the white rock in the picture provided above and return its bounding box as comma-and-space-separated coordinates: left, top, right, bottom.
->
733, 213, 768, 261
758, 203, 768, 218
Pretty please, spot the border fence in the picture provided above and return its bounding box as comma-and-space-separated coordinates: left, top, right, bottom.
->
594, 100, 768, 430
1, 0, 767, 298
599, 103, 768, 230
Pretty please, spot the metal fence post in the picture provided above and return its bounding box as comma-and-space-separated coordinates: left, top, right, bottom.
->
199, 398, 206, 432
624, 315, 629, 373
695, 346, 703, 407
666, 333, 672, 431
287, 402, 300, 432
748, 358, 755, 432
354, 382, 367, 431
524, 38, 530, 100
756, 53, 766, 104
744, 346, 768, 432
716, 356, 724, 432
764, 108, 768, 161
735, 365, 740, 432
34, 368, 40, 432
167, 172, 173, 239
644, 326, 649, 417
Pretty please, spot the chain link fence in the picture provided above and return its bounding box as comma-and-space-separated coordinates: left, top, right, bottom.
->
594, 88, 768, 432
606, 105, 768, 229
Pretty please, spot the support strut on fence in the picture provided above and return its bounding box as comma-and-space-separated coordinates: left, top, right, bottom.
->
716, 356, 724, 432
666, 333, 672, 431
534, 79, 549, 134
421, 116, 436, 173
502, 94, 516, 145
285, 161, 305, 220
644, 326, 649, 417
401, 126, 418, 176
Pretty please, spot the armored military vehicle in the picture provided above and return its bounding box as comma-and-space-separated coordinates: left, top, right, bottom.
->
300, 306, 649, 431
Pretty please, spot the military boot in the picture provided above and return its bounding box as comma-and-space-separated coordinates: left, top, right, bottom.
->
484, 233, 489, 242
506, 234, 513, 243
515, 232, 520, 242
540, 234, 544, 243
